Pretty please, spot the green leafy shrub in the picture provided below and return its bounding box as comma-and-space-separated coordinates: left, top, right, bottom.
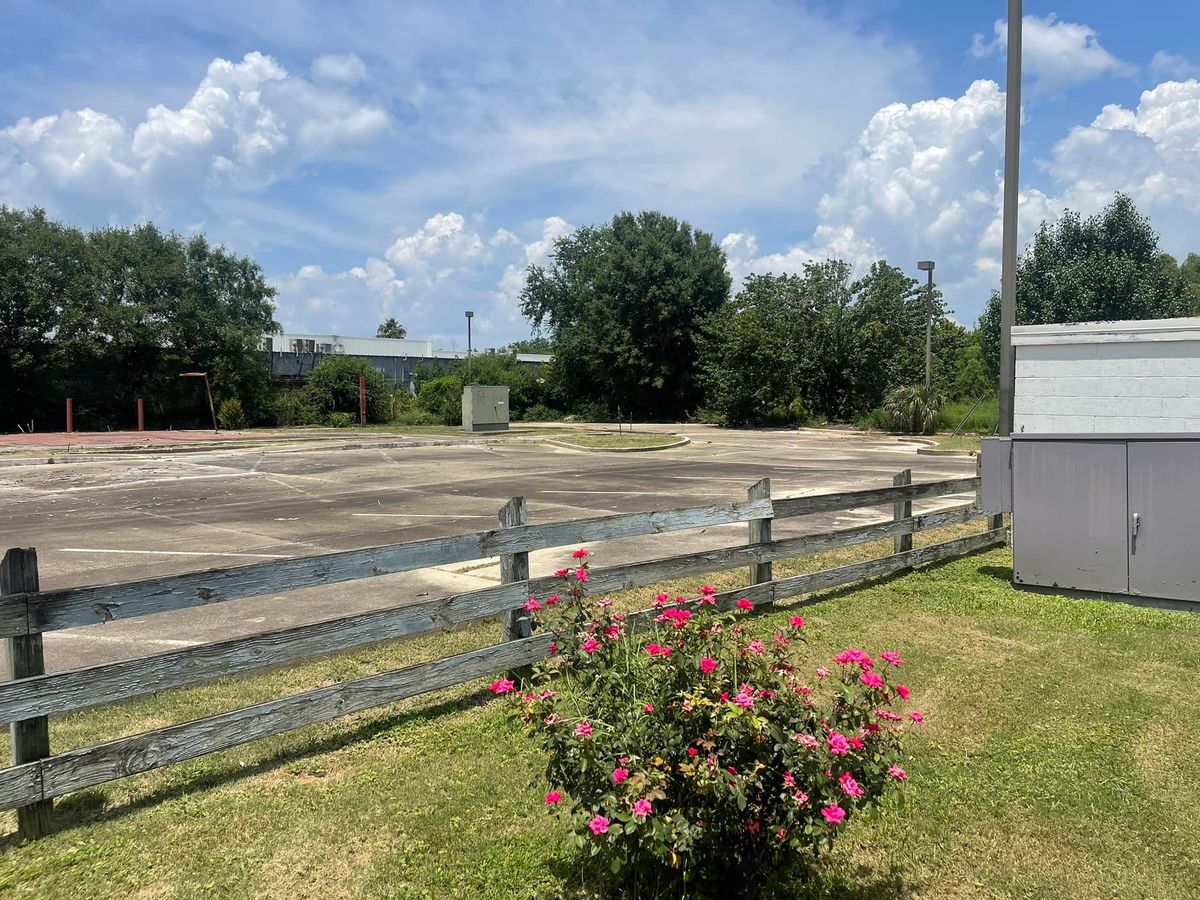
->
571, 400, 612, 423
855, 407, 892, 431
392, 409, 443, 426
272, 391, 321, 427
882, 386, 944, 434
327, 411, 356, 428
304, 356, 390, 423
936, 395, 998, 434
416, 374, 463, 425
518, 403, 563, 422
217, 398, 247, 430
503, 557, 916, 896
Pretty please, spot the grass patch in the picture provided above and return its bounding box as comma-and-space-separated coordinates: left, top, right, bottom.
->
549, 431, 679, 450
3, 527, 1199, 898
931, 433, 982, 453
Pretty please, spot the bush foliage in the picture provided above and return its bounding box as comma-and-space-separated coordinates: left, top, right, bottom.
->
502, 556, 916, 896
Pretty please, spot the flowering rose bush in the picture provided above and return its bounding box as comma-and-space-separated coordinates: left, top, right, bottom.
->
495, 551, 921, 895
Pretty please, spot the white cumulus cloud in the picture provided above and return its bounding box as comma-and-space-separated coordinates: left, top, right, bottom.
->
311, 52, 368, 85
971, 14, 1134, 92
0, 51, 389, 218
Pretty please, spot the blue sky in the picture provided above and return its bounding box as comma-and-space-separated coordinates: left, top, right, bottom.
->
4, 1, 1200, 347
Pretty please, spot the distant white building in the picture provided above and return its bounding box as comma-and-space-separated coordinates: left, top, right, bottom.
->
263, 332, 552, 390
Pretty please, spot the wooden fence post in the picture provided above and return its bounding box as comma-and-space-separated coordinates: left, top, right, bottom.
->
498, 497, 533, 682
893, 469, 913, 556
2, 548, 52, 839
747, 478, 773, 606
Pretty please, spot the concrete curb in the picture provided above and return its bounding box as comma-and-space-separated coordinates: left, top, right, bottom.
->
542, 435, 690, 453
917, 447, 977, 457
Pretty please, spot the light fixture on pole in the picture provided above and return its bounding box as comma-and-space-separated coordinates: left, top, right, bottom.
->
998, 0, 1022, 436
179, 372, 218, 432
917, 260, 935, 391
465, 310, 474, 384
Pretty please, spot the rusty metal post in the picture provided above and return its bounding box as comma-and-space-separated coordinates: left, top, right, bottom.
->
136, 398, 145, 432
65, 399, 73, 434
359, 375, 367, 427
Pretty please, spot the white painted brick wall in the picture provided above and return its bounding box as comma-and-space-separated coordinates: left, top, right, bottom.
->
1012, 320, 1200, 434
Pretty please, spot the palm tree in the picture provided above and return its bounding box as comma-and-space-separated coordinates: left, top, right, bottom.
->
376, 317, 407, 339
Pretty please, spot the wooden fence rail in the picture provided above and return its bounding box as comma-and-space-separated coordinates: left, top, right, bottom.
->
1, 473, 1004, 838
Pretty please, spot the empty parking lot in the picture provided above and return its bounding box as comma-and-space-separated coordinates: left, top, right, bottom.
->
0, 427, 974, 670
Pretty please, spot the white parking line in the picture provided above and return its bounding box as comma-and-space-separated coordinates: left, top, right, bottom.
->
540, 490, 671, 495
59, 548, 294, 559
350, 513, 492, 519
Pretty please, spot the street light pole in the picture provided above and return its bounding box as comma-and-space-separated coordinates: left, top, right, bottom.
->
465, 310, 474, 384
918, 260, 935, 391
998, 0, 1022, 436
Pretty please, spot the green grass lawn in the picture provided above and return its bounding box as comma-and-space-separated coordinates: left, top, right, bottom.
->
3, 532, 1199, 899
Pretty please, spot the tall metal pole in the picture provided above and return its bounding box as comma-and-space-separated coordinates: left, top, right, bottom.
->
466, 311, 474, 384
998, 0, 1022, 436
924, 267, 934, 391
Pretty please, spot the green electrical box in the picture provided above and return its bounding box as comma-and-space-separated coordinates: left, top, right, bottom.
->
462, 385, 510, 432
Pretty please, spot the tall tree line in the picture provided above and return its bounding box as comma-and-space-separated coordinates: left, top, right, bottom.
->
0, 207, 278, 431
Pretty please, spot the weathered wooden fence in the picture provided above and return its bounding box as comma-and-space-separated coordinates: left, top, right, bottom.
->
1, 472, 1003, 839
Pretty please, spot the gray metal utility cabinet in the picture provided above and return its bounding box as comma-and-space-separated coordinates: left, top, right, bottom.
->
462, 385, 510, 432
981, 434, 1200, 605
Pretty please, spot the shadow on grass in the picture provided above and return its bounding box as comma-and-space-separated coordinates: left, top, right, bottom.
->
11, 687, 496, 846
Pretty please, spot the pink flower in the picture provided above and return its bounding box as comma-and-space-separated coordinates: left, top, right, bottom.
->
597, 597, 613, 608
876, 709, 902, 722
699, 585, 716, 596
816, 667, 830, 678
631, 798, 652, 818
745, 819, 761, 834
880, 650, 902, 667
654, 592, 670, 607
736, 598, 753, 611
895, 684, 910, 701
834, 647, 875, 669
860, 671, 885, 689
794, 733, 820, 750
581, 637, 600, 654
588, 815, 609, 835
788, 615, 806, 629
545, 790, 562, 805
838, 772, 864, 798
747, 640, 765, 655
793, 790, 809, 807
612, 767, 630, 784
642, 703, 655, 713
544, 593, 560, 606
549, 641, 559, 656
575, 567, 589, 582
523, 596, 543, 612
574, 721, 594, 738
489, 678, 515, 694
733, 691, 755, 709
782, 771, 795, 788
848, 736, 864, 750
888, 764, 907, 781
908, 711, 924, 724
822, 804, 846, 825
699, 657, 718, 674
776, 827, 788, 842
554, 568, 570, 577
644, 643, 663, 656
687, 747, 699, 758
827, 732, 851, 755
572, 548, 590, 559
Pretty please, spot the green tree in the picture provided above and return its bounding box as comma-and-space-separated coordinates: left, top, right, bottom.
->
0, 207, 278, 431
376, 317, 407, 339
703, 260, 962, 424
520, 211, 730, 419
979, 194, 1196, 377
304, 356, 391, 423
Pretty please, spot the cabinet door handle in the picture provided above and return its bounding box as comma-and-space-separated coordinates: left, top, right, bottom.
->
1132, 512, 1141, 536
1131, 512, 1141, 554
